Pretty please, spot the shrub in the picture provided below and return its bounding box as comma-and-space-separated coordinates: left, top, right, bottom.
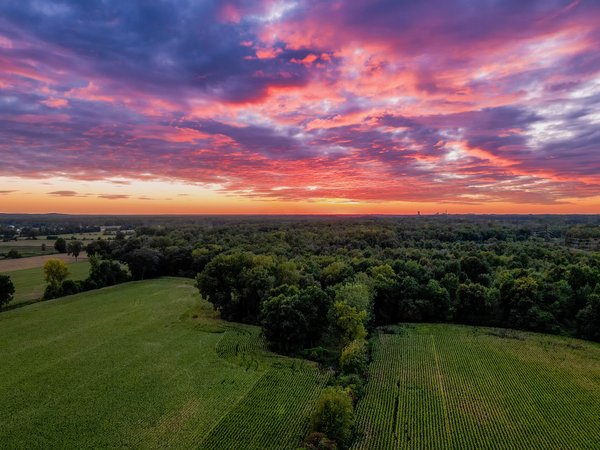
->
303, 431, 338, 450
0, 274, 15, 308
60, 280, 81, 296
310, 387, 355, 449
6, 249, 21, 259
339, 339, 368, 376
335, 374, 366, 404
43, 283, 63, 300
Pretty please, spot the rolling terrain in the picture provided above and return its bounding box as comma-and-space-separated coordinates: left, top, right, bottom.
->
1, 261, 90, 305
0, 278, 328, 449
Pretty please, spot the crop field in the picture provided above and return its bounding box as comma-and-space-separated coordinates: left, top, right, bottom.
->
353, 324, 600, 449
1, 261, 90, 305
0, 278, 329, 449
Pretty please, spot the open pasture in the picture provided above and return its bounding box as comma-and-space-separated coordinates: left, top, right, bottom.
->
353, 324, 600, 449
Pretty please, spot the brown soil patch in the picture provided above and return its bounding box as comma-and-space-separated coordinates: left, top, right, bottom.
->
0, 254, 88, 272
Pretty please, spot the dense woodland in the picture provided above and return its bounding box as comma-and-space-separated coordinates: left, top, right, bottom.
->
4, 216, 597, 343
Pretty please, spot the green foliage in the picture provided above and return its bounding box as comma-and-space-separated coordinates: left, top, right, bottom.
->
334, 374, 366, 404
43, 258, 69, 287
196, 252, 278, 323
124, 247, 161, 280
310, 387, 355, 449
577, 292, 600, 341
6, 249, 21, 259
322, 261, 354, 287
261, 284, 330, 353
339, 339, 368, 376
66, 240, 84, 260
417, 279, 451, 321
88, 256, 129, 287
0, 274, 15, 308
303, 431, 338, 450
455, 282, 492, 325
334, 282, 371, 314
54, 237, 67, 253
329, 301, 367, 347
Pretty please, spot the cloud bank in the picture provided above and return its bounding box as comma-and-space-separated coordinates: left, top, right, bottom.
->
1, 0, 599, 207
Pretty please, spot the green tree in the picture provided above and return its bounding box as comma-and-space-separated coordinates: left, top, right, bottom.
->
261, 284, 330, 352
455, 283, 490, 325
576, 293, 600, 342
197, 252, 278, 323
0, 274, 15, 309
6, 249, 21, 259
310, 387, 355, 449
54, 237, 67, 253
124, 247, 162, 280
334, 282, 371, 314
67, 240, 84, 261
321, 261, 354, 287
43, 259, 69, 299
44, 259, 69, 287
417, 279, 450, 321
329, 301, 367, 346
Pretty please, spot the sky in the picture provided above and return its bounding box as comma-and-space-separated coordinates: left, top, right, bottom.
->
1, 0, 599, 214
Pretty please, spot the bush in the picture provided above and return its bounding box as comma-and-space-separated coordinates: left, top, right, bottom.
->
6, 249, 21, 259
0, 274, 15, 308
335, 374, 366, 404
54, 237, 67, 253
310, 387, 355, 449
303, 431, 338, 450
339, 339, 368, 376
60, 280, 81, 296
43, 283, 63, 300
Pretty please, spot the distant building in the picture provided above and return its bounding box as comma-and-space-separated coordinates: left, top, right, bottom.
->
100, 226, 122, 233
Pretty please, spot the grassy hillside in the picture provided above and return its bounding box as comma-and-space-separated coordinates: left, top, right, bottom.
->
0, 278, 328, 449
1, 261, 90, 305
353, 324, 600, 449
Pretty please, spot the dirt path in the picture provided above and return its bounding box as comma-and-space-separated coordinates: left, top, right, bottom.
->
0, 254, 88, 272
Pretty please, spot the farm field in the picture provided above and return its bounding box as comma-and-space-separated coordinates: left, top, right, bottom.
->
353, 324, 600, 450
0, 254, 86, 272
1, 261, 91, 305
0, 240, 58, 258
0, 233, 107, 258
0, 278, 329, 449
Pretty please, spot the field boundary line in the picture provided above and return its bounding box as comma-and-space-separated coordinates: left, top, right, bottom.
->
431, 335, 451, 446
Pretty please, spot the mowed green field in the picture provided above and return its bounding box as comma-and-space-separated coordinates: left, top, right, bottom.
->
1, 261, 91, 305
353, 324, 600, 450
0, 278, 329, 449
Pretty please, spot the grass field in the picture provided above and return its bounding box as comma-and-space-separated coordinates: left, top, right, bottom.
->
0, 278, 329, 449
1, 261, 91, 305
353, 324, 600, 450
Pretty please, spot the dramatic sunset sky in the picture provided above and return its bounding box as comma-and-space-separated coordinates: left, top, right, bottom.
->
1, 0, 599, 214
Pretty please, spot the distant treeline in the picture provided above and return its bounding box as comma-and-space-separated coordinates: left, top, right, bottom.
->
57, 217, 600, 344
